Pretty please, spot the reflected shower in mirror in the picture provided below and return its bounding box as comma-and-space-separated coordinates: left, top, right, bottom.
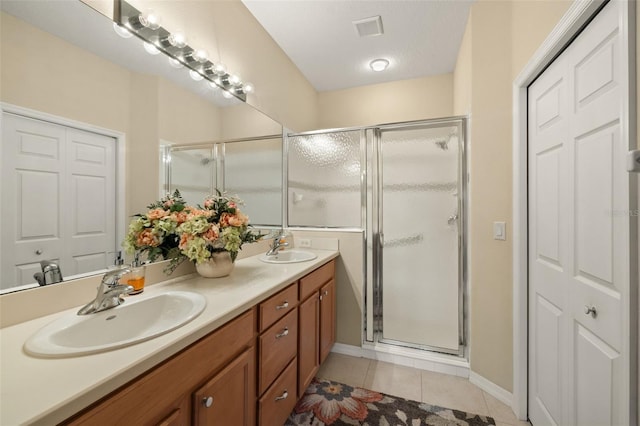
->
0, 0, 283, 293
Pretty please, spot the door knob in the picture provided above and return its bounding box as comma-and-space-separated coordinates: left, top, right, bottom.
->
584, 305, 597, 318
202, 396, 213, 408
35, 249, 43, 255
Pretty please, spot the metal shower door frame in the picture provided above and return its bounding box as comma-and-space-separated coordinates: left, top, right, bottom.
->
368, 117, 468, 357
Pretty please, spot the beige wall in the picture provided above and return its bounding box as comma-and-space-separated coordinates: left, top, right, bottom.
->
453, 17, 472, 116
122, 0, 318, 133
452, 0, 573, 392
317, 74, 454, 129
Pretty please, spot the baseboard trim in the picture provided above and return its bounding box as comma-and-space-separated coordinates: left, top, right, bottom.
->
331, 342, 470, 378
468, 371, 513, 407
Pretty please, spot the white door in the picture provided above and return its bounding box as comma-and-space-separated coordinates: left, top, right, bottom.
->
528, 1, 632, 425
1, 113, 117, 288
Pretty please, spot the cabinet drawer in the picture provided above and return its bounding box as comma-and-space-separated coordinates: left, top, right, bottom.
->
259, 309, 298, 394
259, 358, 297, 426
259, 283, 298, 332
299, 260, 335, 300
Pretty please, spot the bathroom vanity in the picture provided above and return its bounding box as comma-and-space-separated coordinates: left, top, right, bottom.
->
0, 250, 338, 425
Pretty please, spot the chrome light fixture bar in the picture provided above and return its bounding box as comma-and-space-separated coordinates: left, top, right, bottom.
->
114, 0, 253, 101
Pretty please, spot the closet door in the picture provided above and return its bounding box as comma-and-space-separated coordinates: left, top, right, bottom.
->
1, 113, 117, 288
1, 114, 66, 287
528, 2, 632, 424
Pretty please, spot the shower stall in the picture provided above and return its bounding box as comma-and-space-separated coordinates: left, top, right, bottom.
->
288, 117, 467, 356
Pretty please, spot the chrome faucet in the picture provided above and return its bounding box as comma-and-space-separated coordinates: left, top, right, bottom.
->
33, 260, 63, 286
266, 230, 289, 256
78, 268, 133, 315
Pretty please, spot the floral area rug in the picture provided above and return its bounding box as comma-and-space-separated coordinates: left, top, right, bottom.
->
286, 378, 496, 426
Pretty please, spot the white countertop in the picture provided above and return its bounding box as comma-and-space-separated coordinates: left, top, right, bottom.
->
0, 250, 338, 426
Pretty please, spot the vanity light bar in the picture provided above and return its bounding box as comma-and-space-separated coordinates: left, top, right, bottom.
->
115, 0, 252, 101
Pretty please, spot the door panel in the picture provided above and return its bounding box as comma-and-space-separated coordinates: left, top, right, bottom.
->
379, 124, 461, 351
1, 113, 117, 287
528, 2, 631, 425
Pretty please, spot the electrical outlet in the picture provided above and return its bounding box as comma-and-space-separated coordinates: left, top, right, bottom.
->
298, 238, 312, 248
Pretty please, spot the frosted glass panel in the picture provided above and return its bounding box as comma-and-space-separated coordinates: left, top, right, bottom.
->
169, 148, 214, 206
224, 137, 282, 226
288, 131, 361, 228
380, 124, 460, 350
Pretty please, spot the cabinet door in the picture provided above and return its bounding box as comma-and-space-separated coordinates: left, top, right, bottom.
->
193, 347, 256, 426
298, 293, 319, 395
319, 280, 336, 364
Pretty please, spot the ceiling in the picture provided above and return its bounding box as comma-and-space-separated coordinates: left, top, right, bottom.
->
242, 0, 474, 92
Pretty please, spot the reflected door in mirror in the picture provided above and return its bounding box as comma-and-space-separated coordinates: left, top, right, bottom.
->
1, 113, 117, 290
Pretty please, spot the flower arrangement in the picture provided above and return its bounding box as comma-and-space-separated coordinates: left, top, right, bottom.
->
123, 190, 261, 272
122, 190, 187, 263
178, 191, 262, 264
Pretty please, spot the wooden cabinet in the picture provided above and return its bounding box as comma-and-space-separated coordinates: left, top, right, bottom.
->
193, 347, 256, 426
298, 292, 319, 395
319, 279, 336, 364
257, 284, 299, 425
65, 309, 256, 426
297, 260, 336, 396
63, 258, 336, 426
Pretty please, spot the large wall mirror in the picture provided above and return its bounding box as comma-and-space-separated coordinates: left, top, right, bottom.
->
0, 0, 283, 293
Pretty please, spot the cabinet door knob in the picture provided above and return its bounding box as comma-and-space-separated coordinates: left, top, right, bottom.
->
275, 327, 289, 339
584, 305, 597, 318
323, 290, 328, 296
276, 301, 289, 310
275, 390, 289, 401
202, 396, 213, 408
35, 249, 43, 255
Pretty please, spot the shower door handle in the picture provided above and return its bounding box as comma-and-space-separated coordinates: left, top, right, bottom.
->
447, 214, 458, 225
379, 233, 384, 247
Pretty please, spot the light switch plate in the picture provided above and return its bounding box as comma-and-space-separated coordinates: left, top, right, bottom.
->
493, 221, 506, 241
297, 238, 312, 248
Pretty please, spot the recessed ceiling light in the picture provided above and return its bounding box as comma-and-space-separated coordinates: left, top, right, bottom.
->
370, 59, 390, 72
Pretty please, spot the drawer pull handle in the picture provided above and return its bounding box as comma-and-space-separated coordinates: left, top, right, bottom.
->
202, 396, 214, 408
276, 327, 289, 339
275, 390, 289, 401
276, 301, 289, 310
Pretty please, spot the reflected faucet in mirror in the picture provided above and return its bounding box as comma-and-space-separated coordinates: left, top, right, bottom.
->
33, 261, 63, 287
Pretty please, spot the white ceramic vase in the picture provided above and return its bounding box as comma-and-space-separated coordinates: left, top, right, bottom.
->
195, 251, 235, 278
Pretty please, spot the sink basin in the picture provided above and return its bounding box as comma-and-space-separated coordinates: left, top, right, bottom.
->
24, 291, 206, 357
259, 249, 317, 264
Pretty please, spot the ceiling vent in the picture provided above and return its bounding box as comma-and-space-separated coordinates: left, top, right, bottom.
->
353, 15, 384, 37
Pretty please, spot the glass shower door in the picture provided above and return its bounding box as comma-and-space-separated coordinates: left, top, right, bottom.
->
378, 123, 462, 352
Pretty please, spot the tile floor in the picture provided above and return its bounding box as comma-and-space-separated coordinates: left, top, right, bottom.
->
317, 353, 531, 426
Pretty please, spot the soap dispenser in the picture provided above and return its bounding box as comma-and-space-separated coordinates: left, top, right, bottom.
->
125, 252, 146, 295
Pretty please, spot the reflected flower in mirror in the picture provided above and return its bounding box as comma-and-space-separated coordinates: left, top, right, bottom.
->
123, 190, 188, 266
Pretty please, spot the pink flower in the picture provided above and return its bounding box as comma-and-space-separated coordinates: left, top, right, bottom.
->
203, 224, 220, 243
163, 199, 175, 208
227, 211, 248, 227
171, 211, 188, 224
228, 201, 237, 209
136, 229, 160, 247
178, 233, 192, 250
147, 208, 168, 220
204, 198, 214, 209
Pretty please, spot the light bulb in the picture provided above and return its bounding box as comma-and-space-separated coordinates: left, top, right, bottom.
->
208, 81, 219, 89
169, 58, 183, 69
143, 42, 161, 55
242, 82, 254, 94
369, 58, 390, 72
113, 22, 133, 38
222, 90, 233, 99
189, 70, 204, 81
167, 32, 187, 48
213, 63, 227, 75
193, 49, 208, 63
228, 74, 241, 86
141, 10, 161, 30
